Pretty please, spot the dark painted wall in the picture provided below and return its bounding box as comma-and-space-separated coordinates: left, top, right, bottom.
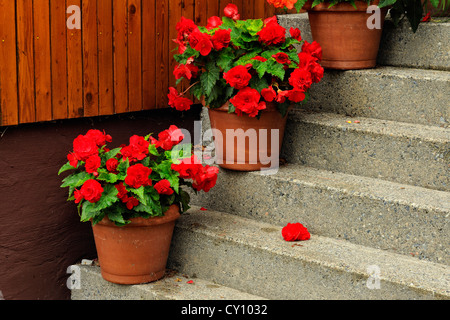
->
0, 106, 201, 300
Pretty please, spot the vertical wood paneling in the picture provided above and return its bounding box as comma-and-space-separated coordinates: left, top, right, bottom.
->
34, 0, 52, 122
67, 0, 84, 118
155, 0, 169, 109
113, 0, 129, 114
142, 0, 156, 110
206, 0, 220, 18
82, 0, 99, 117
169, 0, 183, 91
0, 0, 19, 126
0, 0, 280, 126
16, 0, 36, 123
127, 0, 142, 112
98, 0, 114, 116
50, 0, 68, 120
194, 0, 208, 26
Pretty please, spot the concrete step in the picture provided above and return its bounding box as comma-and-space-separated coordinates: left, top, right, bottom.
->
168, 207, 450, 300
277, 13, 450, 71
192, 164, 450, 265
282, 110, 449, 192
301, 66, 449, 128
71, 265, 265, 300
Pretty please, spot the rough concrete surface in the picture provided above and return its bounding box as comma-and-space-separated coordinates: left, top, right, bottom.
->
192, 164, 450, 265
283, 110, 450, 191
168, 208, 450, 300
72, 266, 265, 300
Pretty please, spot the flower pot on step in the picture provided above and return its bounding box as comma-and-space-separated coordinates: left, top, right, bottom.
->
305, 0, 388, 70
91, 205, 180, 285
208, 102, 289, 172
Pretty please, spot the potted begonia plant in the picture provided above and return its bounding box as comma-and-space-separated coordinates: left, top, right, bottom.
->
267, 0, 447, 69
168, 4, 324, 171
58, 127, 218, 285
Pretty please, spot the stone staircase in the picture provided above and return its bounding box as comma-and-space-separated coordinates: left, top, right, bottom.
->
72, 14, 449, 300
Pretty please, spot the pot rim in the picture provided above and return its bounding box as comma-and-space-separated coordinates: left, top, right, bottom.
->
95, 204, 180, 228
305, 0, 383, 12
208, 101, 285, 114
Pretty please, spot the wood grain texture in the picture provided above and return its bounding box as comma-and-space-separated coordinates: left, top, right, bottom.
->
50, 0, 68, 120
0, 0, 274, 125
34, 0, 53, 122
0, 0, 19, 126
98, 0, 114, 116
67, 0, 84, 118
16, 0, 36, 123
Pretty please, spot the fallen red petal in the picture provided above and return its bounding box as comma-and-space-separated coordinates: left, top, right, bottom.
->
187, 280, 194, 284
200, 207, 208, 211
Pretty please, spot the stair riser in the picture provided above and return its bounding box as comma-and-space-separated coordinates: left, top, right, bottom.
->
282, 119, 449, 192
378, 20, 450, 71
168, 226, 446, 300
302, 69, 449, 128
192, 171, 449, 265
277, 14, 450, 71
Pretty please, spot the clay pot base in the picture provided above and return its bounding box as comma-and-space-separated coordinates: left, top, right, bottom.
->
321, 59, 378, 70
100, 269, 166, 285
92, 205, 180, 285
208, 103, 289, 172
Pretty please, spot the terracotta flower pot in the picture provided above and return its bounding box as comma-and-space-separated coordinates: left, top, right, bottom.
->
208, 102, 289, 171
91, 205, 180, 285
306, 0, 388, 70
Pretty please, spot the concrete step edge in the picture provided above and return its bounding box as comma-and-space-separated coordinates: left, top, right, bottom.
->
288, 109, 450, 143
71, 265, 266, 300
283, 110, 449, 191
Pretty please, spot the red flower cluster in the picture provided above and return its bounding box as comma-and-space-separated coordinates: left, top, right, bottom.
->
257, 17, 286, 46
75, 179, 104, 204
157, 125, 185, 151
125, 164, 152, 189
266, 0, 298, 9
171, 155, 219, 193
189, 29, 213, 56
68, 129, 112, 168
168, 87, 194, 112
282, 223, 310, 241
223, 65, 252, 89
224, 4, 240, 20
115, 182, 140, 210
154, 179, 174, 195
169, 4, 324, 119
121, 135, 150, 162
62, 126, 219, 226
230, 87, 267, 117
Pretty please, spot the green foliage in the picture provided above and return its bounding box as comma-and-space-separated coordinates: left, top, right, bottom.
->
59, 129, 217, 227
172, 12, 307, 115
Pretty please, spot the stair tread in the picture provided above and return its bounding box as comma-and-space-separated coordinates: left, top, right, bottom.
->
176, 206, 450, 298
72, 266, 266, 300
288, 109, 450, 143
249, 164, 450, 212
